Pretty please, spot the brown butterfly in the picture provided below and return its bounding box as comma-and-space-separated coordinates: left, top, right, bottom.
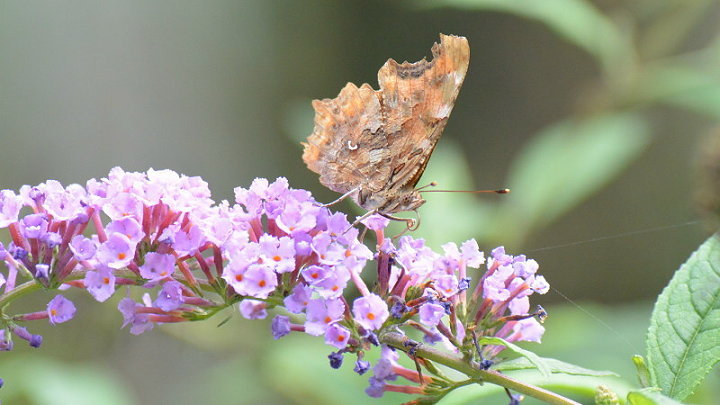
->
302, 34, 470, 228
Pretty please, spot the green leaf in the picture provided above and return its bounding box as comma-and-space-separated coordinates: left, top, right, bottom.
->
478, 336, 551, 377
626, 64, 720, 118
492, 113, 649, 244
633, 354, 652, 388
420, 0, 631, 74
495, 356, 617, 377
627, 388, 686, 405
646, 234, 720, 400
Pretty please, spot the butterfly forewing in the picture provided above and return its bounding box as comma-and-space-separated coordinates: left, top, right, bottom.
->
302, 34, 470, 212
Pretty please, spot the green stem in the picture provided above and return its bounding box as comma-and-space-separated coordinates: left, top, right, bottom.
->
380, 331, 581, 405
0, 280, 43, 309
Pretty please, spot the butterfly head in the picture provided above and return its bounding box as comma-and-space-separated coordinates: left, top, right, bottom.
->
357, 188, 426, 214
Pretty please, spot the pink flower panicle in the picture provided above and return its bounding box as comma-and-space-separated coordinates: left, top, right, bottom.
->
0, 168, 549, 400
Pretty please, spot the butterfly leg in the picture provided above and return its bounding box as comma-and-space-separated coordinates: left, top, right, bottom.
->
317, 187, 360, 208
346, 209, 379, 232
380, 209, 421, 234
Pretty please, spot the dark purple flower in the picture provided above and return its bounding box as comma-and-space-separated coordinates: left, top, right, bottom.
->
20, 213, 49, 239
314, 268, 351, 299
490, 246, 513, 266
106, 217, 144, 244
47, 295, 76, 325
510, 319, 545, 343
103, 193, 143, 221
96, 233, 135, 269
43, 181, 86, 221
368, 346, 399, 391
84, 266, 116, 302
324, 323, 351, 349
138, 252, 175, 281
41, 232, 61, 249
311, 232, 346, 264
70, 235, 97, 261
423, 331, 444, 344
258, 235, 295, 274
365, 376, 385, 398
479, 359, 494, 370
328, 351, 344, 369
434, 274, 459, 298
239, 299, 267, 320
362, 330, 380, 346
284, 284, 312, 314
460, 239, 485, 268
155, 280, 184, 311
29, 334, 43, 348
118, 297, 153, 335
12, 326, 43, 348
354, 360, 371, 375
9, 243, 28, 261
34, 264, 50, 284
483, 265, 514, 302
291, 232, 313, 257
271, 315, 291, 339
390, 301, 408, 319
161, 224, 203, 256
419, 302, 445, 327
305, 298, 345, 336
530, 275, 550, 294
236, 264, 277, 299
302, 265, 332, 285
275, 200, 319, 234
513, 258, 539, 278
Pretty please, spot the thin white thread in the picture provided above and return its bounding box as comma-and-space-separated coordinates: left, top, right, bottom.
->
526, 220, 702, 253
527, 220, 702, 353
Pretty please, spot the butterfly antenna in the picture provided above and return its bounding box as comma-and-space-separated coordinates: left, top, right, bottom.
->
416, 182, 438, 191
420, 187, 510, 194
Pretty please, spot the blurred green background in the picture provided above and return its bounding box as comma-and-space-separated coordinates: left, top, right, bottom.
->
1, 1, 719, 404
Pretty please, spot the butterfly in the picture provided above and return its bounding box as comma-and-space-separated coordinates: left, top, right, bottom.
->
302, 34, 470, 228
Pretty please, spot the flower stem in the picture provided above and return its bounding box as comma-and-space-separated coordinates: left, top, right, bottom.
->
0, 280, 43, 309
380, 331, 581, 405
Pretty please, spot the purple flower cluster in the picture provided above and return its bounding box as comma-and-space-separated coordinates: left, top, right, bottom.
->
0, 168, 549, 401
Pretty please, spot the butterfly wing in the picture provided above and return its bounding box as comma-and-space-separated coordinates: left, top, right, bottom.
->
376, 34, 470, 192
302, 34, 469, 201
303, 82, 392, 195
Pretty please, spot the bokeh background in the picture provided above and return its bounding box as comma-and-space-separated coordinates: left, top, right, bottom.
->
1, 1, 719, 404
